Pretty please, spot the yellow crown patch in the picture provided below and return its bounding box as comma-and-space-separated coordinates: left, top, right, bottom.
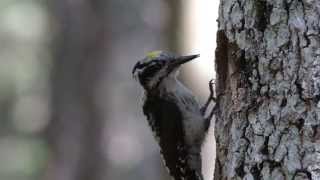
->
146, 50, 162, 60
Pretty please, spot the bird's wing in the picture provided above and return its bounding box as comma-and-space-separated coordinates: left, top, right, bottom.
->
143, 95, 201, 180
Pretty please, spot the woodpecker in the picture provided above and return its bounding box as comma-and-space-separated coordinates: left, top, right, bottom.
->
132, 51, 215, 180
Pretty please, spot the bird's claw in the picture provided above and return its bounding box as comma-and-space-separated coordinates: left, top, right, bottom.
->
201, 79, 217, 131
201, 79, 216, 115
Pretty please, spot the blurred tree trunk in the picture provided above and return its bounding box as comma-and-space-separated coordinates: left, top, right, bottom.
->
214, 0, 320, 179
44, 1, 108, 180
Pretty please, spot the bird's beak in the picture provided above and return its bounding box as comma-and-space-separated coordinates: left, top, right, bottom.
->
169, 54, 200, 69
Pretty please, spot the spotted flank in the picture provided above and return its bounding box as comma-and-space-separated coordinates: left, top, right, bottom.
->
143, 94, 203, 180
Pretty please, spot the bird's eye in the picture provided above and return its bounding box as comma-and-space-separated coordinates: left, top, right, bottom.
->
154, 63, 162, 69
155, 60, 166, 67
140, 63, 161, 78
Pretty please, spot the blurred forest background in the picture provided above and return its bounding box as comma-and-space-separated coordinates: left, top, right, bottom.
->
0, 0, 217, 180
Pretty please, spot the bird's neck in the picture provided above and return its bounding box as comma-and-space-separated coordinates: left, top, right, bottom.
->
159, 76, 178, 89
144, 69, 189, 97
144, 76, 181, 96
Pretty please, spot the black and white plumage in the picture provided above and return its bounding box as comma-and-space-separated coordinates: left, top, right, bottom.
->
132, 51, 214, 180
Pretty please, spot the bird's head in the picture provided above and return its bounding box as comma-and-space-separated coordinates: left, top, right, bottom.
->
132, 51, 199, 90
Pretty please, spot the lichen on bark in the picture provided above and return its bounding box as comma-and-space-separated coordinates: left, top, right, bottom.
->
214, 0, 320, 179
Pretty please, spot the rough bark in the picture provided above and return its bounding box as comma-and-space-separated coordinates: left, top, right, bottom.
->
214, 0, 320, 179
44, 1, 108, 180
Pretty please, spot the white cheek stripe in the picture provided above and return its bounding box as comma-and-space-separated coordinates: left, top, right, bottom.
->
148, 65, 168, 88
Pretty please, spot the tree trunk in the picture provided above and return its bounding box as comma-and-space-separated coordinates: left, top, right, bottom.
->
214, 0, 320, 179
44, 1, 108, 180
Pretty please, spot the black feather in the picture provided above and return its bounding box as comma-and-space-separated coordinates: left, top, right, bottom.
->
143, 93, 201, 180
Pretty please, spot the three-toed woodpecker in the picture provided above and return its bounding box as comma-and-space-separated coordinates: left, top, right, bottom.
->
132, 51, 215, 180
